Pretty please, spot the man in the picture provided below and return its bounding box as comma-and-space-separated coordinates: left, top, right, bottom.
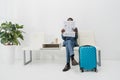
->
61, 18, 79, 72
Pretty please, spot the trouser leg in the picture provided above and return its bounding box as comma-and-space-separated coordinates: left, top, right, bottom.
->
66, 40, 74, 56
66, 46, 70, 63
65, 40, 74, 63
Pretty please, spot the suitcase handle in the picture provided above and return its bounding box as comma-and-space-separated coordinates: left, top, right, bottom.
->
82, 45, 92, 47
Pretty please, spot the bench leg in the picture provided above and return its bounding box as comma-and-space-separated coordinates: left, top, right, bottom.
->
24, 50, 32, 65
98, 50, 101, 66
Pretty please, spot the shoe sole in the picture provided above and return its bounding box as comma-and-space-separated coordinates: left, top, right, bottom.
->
63, 67, 71, 72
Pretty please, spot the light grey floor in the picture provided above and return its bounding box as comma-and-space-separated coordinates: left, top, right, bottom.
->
0, 58, 120, 80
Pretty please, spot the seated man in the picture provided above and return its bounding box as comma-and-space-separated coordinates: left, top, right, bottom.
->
61, 18, 79, 72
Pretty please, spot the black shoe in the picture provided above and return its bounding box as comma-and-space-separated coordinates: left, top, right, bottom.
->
62, 65, 71, 72
72, 59, 78, 66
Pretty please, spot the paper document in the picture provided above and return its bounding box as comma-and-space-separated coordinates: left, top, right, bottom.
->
63, 21, 75, 37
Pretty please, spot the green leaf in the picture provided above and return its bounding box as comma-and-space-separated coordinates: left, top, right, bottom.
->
1, 38, 7, 45
16, 24, 23, 29
19, 34, 24, 40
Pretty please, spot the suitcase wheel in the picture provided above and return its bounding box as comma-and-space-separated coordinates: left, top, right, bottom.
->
80, 68, 84, 72
93, 68, 97, 72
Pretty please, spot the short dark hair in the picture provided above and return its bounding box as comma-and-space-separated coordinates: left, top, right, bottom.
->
67, 18, 73, 21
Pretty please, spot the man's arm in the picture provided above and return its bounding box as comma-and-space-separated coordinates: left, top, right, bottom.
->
61, 29, 66, 40
73, 28, 78, 39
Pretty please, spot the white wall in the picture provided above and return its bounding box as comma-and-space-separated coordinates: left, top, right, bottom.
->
0, 0, 120, 60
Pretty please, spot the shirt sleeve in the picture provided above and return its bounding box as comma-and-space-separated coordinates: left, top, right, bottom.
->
61, 34, 66, 40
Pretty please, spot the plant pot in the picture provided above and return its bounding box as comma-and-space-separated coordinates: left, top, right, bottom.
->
0, 44, 15, 65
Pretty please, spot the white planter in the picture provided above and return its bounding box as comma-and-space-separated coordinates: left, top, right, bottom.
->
0, 44, 15, 65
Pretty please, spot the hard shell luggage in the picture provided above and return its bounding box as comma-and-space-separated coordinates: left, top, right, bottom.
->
79, 45, 97, 72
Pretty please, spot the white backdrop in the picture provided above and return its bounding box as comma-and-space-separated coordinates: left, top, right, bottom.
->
0, 0, 120, 60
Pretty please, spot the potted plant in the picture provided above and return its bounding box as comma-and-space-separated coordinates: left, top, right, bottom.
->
0, 21, 24, 64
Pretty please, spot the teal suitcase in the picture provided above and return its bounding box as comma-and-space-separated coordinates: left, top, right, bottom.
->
79, 45, 97, 72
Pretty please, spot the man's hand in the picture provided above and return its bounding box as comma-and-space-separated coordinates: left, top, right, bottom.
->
73, 28, 78, 33
61, 29, 65, 33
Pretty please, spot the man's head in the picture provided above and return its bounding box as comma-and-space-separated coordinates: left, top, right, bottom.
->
67, 18, 73, 21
